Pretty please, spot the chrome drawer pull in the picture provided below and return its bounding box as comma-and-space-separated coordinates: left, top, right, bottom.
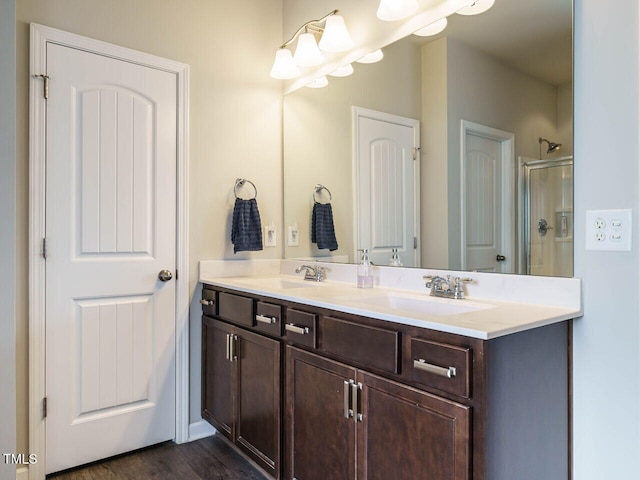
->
414, 359, 457, 378
256, 314, 277, 324
200, 298, 215, 306
285, 323, 310, 335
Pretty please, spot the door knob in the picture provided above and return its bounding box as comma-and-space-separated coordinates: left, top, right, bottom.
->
158, 269, 173, 282
496, 255, 506, 262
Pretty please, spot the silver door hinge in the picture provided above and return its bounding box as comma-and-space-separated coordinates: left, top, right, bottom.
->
33, 74, 50, 99
43, 397, 48, 418
412, 147, 420, 161
42, 238, 47, 259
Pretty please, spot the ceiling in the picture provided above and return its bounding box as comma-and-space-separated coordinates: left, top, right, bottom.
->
414, 0, 573, 86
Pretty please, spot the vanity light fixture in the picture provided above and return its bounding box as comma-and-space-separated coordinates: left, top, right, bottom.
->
377, 0, 419, 21
356, 49, 384, 64
413, 17, 448, 36
329, 63, 354, 77
270, 10, 354, 79
457, 0, 495, 16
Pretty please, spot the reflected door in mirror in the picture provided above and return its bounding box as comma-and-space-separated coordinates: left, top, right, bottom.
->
354, 108, 420, 267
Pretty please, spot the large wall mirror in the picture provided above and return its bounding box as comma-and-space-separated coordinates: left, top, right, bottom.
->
283, 0, 573, 277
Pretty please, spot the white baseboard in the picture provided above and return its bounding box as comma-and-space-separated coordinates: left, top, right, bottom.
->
188, 420, 215, 442
16, 467, 28, 480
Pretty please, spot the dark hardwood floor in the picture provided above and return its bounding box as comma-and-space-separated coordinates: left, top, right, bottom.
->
47, 435, 268, 480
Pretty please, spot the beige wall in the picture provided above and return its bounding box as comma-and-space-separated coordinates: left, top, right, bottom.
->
16, 0, 283, 455
420, 38, 449, 269
283, 37, 422, 262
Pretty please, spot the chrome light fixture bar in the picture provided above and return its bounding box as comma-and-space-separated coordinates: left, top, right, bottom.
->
270, 10, 354, 79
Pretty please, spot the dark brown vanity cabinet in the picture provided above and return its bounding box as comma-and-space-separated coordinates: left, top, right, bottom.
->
202, 284, 570, 480
202, 316, 281, 478
286, 346, 471, 480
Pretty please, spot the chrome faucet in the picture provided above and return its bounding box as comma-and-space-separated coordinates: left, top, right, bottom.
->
423, 275, 473, 299
295, 265, 326, 282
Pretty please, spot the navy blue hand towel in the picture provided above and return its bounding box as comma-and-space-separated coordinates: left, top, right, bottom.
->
311, 202, 338, 251
231, 198, 263, 253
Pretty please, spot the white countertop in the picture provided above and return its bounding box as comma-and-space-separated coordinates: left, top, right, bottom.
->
199, 260, 583, 340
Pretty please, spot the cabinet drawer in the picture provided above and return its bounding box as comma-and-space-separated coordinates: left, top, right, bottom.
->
320, 316, 400, 374
219, 292, 254, 327
255, 301, 283, 337
201, 288, 218, 316
284, 309, 317, 348
409, 338, 471, 398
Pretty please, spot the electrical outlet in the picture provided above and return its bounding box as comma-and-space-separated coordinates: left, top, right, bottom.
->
585, 209, 632, 251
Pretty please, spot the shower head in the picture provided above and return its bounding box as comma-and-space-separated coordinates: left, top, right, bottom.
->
539, 137, 562, 154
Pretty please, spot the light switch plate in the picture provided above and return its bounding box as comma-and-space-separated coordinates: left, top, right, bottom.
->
585, 209, 632, 251
264, 225, 277, 247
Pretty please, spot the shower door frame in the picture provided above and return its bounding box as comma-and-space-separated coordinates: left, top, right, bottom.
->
519, 156, 574, 275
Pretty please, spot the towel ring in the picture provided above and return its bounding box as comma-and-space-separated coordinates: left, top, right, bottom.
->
313, 184, 332, 204
234, 178, 258, 199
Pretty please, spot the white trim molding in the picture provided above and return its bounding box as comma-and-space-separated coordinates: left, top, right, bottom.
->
188, 420, 216, 442
29, 23, 190, 479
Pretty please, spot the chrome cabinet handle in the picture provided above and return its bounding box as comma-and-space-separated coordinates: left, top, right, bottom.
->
343, 380, 354, 419
229, 334, 237, 362
225, 334, 237, 362
351, 382, 363, 422
414, 359, 457, 378
200, 298, 214, 306
285, 323, 310, 335
256, 314, 277, 324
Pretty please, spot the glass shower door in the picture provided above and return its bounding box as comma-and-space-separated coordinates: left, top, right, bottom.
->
521, 157, 573, 277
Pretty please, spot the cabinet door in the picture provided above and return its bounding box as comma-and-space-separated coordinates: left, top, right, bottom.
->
286, 347, 357, 480
236, 329, 281, 478
202, 317, 236, 440
357, 371, 471, 480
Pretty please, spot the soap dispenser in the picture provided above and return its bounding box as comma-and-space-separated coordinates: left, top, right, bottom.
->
389, 248, 403, 267
357, 249, 374, 288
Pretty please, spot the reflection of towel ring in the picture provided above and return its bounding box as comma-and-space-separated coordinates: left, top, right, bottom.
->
313, 184, 332, 204
234, 178, 258, 199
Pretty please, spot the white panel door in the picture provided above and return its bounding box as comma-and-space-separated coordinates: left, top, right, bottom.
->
464, 132, 508, 272
45, 43, 177, 474
355, 111, 419, 267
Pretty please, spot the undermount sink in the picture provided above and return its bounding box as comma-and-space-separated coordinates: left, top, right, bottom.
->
340, 293, 494, 317
236, 276, 320, 289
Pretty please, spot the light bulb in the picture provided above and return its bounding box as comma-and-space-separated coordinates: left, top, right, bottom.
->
329, 64, 354, 77
306, 76, 329, 88
356, 49, 384, 64
377, 0, 419, 22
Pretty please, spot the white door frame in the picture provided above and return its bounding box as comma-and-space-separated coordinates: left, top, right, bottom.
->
352, 106, 421, 266
29, 23, 190, 480
460, 120, 515, 271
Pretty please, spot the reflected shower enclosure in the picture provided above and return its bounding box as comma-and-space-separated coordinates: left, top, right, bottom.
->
520, 157, 573, 277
